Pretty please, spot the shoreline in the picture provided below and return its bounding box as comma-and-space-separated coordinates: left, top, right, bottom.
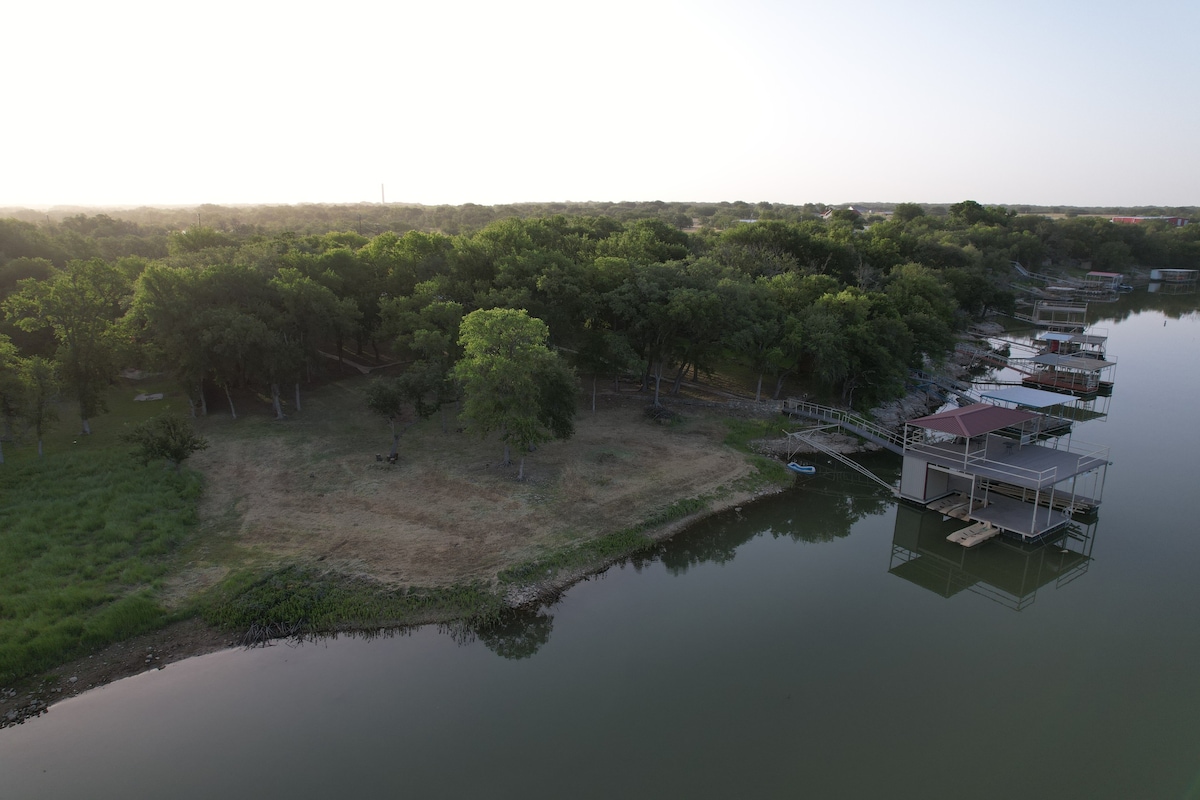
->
1, 481, 784, 729
2, 387, 939, 730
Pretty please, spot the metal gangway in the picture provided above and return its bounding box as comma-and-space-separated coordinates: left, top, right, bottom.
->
909, 369, 978, 406
1010, 260, 1081, 287
954, 342, 1039, 375
785, 424, 899, 494
781, 398, 906, 455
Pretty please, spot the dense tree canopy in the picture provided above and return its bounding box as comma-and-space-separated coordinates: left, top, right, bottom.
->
0, 199, 1196, 455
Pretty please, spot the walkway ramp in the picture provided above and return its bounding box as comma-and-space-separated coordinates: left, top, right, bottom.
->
1011, 260, 1082, 287
909, 369, 978, 405
781, 399, 906, 456
953, 342, 1038, 376
785, 425, 898, 494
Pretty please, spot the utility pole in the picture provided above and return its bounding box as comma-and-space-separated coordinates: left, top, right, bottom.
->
381, 184, 385, 205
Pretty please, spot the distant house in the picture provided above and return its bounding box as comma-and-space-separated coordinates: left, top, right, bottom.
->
1110, 216, 1189, 227
821, 205, 876, 220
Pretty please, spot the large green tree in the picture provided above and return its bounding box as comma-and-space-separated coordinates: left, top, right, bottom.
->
3, 259, 129, 434
453, 308, 576, 480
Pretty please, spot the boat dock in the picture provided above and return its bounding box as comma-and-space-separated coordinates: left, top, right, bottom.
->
785, 321, 1117, 550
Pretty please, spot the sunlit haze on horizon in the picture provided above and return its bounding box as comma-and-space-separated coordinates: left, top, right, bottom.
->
5, 0, 1198, 209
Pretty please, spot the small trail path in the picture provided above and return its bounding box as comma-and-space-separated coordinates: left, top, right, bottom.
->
318, 351, 404, 375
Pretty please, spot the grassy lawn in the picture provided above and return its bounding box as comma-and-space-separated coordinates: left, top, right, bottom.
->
0, 377, 208, 684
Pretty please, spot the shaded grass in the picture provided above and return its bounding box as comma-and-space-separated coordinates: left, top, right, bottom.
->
201, 566, 506, 635
0, 452, 202, 684
723, 417, 791, 489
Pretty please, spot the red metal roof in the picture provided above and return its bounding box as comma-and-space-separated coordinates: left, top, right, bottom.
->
907, 403, 1040, 438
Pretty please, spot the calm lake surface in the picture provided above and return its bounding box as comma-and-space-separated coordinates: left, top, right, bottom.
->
4, 297, 1200, 800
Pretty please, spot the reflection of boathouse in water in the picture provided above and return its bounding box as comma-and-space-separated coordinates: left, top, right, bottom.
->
1148, 269, 1198, 295
888, 505, 1095, 611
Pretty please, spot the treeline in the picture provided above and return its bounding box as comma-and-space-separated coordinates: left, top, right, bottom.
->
2, 201, 1200, 451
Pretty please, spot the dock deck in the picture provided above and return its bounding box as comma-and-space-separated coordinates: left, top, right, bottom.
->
926, 491, 1073, 540
906, 434, 1108, 493
965, 493, 1073, 539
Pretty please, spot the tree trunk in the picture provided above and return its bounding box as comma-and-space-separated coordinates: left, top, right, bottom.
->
271, 383, 285, 420
671, 362, 686, 395
517, 455, 525, 481
502, 442, 511, 466
225, 384, 237, 419
389, 433, 399, 459
652, 362, 663, 407
80, 417, 91, 435
200, 384, 208, 416
755, 372, 764, 403
773, 374, 787, 400
188, 397, 197, 418
37, 438, 43, 458
294, 382, 302, 413
592, 375, 597, 413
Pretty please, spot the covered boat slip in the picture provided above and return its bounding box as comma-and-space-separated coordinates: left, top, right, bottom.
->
903, 423, 1109, 494
899, 403, 1110, 540
979, 386, 1082, 440
1035, 329, 1109, 359
1022, 352, 1116, 398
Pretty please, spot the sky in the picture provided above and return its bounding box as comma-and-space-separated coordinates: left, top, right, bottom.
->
4, 0, 1198, 209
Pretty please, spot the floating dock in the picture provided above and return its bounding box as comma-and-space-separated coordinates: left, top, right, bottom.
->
946, 521, 1001, 548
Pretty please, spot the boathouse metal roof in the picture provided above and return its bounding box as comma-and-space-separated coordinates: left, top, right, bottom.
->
1036, 331, 1076, 343
980, 386, 1076, 410
1031, 353, 1116, 370
906, 403, 1040, 438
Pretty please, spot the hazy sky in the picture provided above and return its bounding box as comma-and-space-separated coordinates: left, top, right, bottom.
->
5, 0, 1197, 208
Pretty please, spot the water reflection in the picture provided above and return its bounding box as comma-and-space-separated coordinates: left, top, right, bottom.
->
776, 465, 897, 542
888, 503, 1097, 610
657, 462, 899, 578
469, 608, 556, 660
1093, 285, 1199, 324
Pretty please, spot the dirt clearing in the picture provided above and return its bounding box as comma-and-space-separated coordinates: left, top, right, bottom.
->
178, 387, 763, 598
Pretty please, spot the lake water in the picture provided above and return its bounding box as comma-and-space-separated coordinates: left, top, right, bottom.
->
4, 298, 1200, 799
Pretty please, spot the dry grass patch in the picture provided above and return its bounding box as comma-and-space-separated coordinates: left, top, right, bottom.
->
184, 384, 760, 593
